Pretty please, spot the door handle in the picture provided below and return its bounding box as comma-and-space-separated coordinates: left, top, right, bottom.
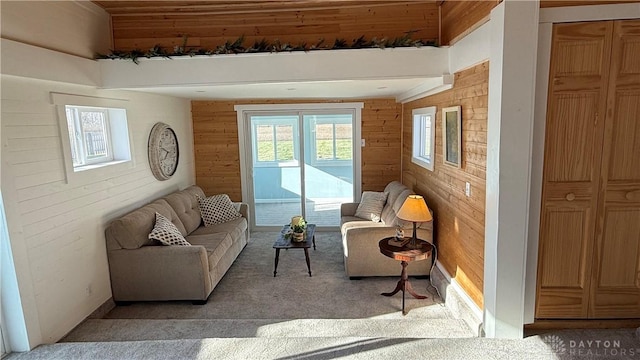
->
565, 193, 576, 201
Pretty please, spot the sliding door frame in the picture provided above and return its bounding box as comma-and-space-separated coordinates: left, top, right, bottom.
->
235, 103, 363, 231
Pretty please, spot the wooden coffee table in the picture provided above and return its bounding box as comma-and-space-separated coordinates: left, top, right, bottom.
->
273, 224, 316, 277
379, 237, 433, 315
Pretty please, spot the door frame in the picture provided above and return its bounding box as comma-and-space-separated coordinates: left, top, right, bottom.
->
235, 102, 363, 231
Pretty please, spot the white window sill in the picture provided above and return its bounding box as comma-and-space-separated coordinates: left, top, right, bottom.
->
412, 156, 434, 172
73, 159, 130, 172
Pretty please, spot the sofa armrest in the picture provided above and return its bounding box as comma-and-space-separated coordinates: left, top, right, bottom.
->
235, 202, 250, 242
341, 202, 359, 217
107, 245, 212, 301
235, 202, 249, 221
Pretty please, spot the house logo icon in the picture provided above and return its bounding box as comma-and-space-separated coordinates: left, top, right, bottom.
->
543, 335, 566, 354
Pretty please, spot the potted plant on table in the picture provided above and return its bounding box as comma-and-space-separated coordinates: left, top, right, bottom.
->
290, 216, 307, 242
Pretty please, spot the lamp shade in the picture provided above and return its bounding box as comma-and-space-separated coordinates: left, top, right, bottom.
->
397, 195, 432, 222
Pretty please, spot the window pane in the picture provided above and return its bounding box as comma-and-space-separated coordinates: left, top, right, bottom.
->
315, 123, 334, 160
80, 110, 108, 160
275, 125, 294, 161
66, 108, 82, 166
256, 125, 275, 161
422, 115, 432, 159
335, 123, 352, 160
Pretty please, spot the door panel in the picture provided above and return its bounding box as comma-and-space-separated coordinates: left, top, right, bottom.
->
597, 209, 640, 288
592, 208, 640, 318
249, 114, 302, 227
590, 20, 640, 318
537, 205, 594, 318
607, 92, 640, 181
536, 21, 613, 319
545, 93, 599, 182
302, 113, 354, 227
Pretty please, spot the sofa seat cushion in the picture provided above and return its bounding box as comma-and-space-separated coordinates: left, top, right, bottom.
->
341, 215, 364, 226
107, 199, 187, 250
341, 218, 390, 233
190, 217, 248, 242
186, 233, 233, 271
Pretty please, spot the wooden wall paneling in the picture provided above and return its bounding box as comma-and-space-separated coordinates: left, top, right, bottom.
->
590, 19, 640, 318
192, 101, 242, 200
99, 1, 439, 52
402, 61, 489, 308
439, 0, 498, 46
192, 98, 402, 200
536, 21, 613, 319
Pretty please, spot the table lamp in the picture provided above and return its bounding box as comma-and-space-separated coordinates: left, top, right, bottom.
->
396, 195, 432, 249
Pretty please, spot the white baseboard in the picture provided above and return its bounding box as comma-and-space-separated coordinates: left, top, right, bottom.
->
432, 260, 483, 336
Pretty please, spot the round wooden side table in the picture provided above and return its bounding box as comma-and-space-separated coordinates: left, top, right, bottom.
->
378, 237, 433, 315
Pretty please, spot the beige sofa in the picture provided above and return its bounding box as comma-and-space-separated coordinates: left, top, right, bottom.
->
340, 181, 433, 278
105, 185, 249, 304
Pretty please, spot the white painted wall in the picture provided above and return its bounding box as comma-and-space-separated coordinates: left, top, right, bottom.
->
0, 0, 111, 59
484, 0, 539, 338
448, 21, 490, 73
1, 75, 194, 346
0, 1, 195, 348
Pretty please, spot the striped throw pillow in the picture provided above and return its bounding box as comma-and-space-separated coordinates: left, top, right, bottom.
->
354, 191, 388, 222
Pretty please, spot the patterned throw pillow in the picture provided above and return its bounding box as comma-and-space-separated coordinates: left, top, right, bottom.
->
148, 212, 191, 246
198, 194, 242, 226
354, 191, 388, 222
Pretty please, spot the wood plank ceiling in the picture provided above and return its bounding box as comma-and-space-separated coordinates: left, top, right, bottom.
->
94, 1, 432, 14
92, 1, 440, 51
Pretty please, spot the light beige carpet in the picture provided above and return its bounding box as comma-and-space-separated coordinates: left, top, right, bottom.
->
97, 231, 455, 321
61, 231, 471, 343
8, 232, 639, 359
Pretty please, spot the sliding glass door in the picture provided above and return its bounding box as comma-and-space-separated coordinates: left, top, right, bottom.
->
250, 114, 303, 227
245, 109, 356, 229
302, 113, 354, 227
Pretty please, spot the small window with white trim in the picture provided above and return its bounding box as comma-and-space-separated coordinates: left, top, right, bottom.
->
63, 105, 131, 172
411, 106, 436, 171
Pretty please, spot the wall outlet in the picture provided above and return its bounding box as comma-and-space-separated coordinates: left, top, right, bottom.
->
361, 139, 365, 147
465, 182, 471, 197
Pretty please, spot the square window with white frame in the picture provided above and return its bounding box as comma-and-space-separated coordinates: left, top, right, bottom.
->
411, 106, 436, 171
63, 105, 131, 172
65, 106, 113, 167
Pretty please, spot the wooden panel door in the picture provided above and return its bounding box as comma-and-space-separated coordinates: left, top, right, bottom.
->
590, 20, 640, 318
536, 21, 613, 319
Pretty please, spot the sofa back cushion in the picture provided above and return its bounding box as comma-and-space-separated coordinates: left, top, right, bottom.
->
384, 181, 407, 210
164, 185, 205, 234
106, 199, 187, 250
381, 181, 409, 225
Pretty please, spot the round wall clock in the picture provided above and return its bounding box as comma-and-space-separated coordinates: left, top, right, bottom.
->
148, 122, 179, 181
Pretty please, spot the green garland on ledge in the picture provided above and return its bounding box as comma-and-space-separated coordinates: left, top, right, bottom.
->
96, 33, 437, 64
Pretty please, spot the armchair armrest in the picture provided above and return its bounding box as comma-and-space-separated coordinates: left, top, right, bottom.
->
107, 245, 212, 301
341, 202, 359, 217
235, 202, 249, 221
235, 202, 250, 242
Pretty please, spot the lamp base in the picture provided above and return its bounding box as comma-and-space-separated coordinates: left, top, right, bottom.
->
404, 239, 421, 250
